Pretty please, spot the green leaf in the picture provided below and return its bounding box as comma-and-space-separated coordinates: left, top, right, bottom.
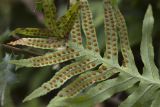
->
23, 57, 100, 102
42, 0, 57, 32
117, 5, 160, 107
81, 0, 99, 53
56, 65, 117, 98
103, 0, 118, 65
10, 48, 81, 67
119, 82, 159, 107
8, 38, 65, 50
70, 14, 83, 46
114, 5, 138, 72
46, 3, 160, 107
140, 5, 159, 80
10, 0, 80, 38
10, 28, 53, 37
47, 73, 138, 107
57, 1, 80, 36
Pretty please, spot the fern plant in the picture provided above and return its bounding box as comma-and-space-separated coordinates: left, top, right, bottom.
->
8, 0, 160, 107
10, 0, 79, 39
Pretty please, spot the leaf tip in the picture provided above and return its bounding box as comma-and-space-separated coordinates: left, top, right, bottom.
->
23, 87, 48, 102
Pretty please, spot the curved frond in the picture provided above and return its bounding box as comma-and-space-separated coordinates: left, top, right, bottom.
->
140, 5, 159, 80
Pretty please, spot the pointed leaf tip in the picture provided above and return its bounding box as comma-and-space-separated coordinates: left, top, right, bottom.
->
146, 5, 153, 16
143, 4, 154, 28
23, 87, 49, 102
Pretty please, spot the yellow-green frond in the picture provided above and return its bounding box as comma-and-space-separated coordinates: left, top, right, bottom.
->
8, 38, 65, 50
42, 0, 58, 34
81, 0, 99, 53
23, 57, 100, 102
114, 6, 136, 68
10, 48, 81, 67
57, 1, 80, 36
104, 0, 118, 65
11, 28, 53, 37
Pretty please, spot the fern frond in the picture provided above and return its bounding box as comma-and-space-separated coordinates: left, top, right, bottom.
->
119, 5, 160, 107
70, 14, 82, 46
103, 0, 118, 65
47, 68, 119, 107
10, 48, 81, 67
115, 10, 136, 67
8, 0, 160, 107
9, 0, 118, 105
23, 57, 100, 102
81, 0, 99, 53
8, 38, 65, 50
140, 5, 159, 80
57, 1, 80, 36
20, 0, 106, 103
46, 72, 138, 107
11, 28, 53, 37
42, 0, 57, 31
120, 82, 159, 107
50, 3, 160, 107
10, 0, 80, 38
57, 65, 117, 98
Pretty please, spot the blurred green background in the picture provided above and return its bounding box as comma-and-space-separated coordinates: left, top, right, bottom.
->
0, 0, 160, 107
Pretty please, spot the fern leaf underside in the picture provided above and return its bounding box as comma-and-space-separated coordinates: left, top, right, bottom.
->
8, 0, 160, 107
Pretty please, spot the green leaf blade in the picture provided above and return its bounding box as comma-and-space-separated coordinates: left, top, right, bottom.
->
141, 5, 159, 80
47, 73, 138, 107
11, 28, 54, 37
57, 1, 80, 36
81, 0, 100, 53
8, 38, 65, 50
119, 83, 159, 107
23, 57, 100, 102
10, 49, 82, 67
103, 0, 118, 65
